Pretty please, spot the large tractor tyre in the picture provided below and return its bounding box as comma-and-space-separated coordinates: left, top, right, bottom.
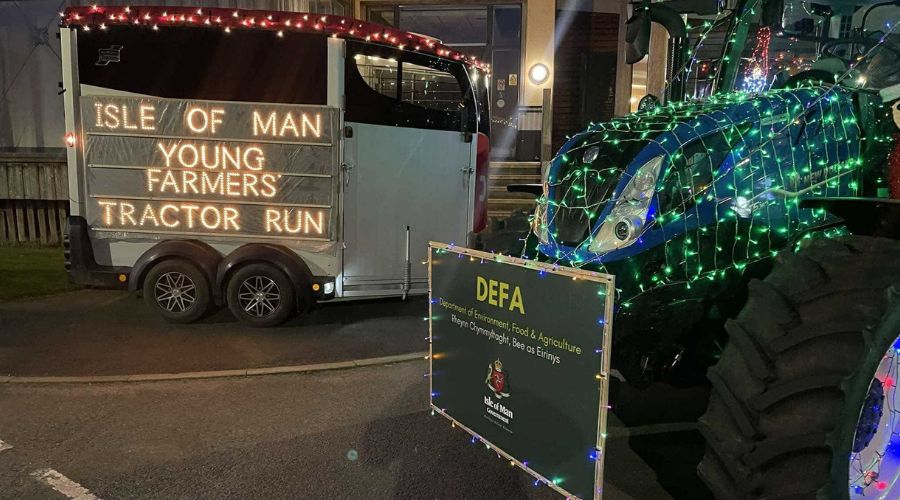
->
142, 258, 213, 323
698, 236, 900, 499
226, 263, 298, 328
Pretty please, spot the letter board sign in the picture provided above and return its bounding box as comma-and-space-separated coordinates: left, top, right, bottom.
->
80, 95, 338, 241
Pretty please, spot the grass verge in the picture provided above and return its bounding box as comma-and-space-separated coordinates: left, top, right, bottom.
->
0, 245, 77, 302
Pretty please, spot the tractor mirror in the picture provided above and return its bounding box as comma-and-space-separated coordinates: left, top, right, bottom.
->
626, 10, 652, 64
626, 3, 689, 64
638, 94, 660, 111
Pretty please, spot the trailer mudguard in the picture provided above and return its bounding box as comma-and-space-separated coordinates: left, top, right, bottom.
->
216, 244, 314, 306
800, 197, 900, 240
129, 240, 222, 294
65, 216, 130, 288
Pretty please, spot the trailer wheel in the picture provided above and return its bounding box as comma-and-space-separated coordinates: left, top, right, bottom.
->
226, 263, 296, 327
698, 236, 900, 499
142, 259, 212, 323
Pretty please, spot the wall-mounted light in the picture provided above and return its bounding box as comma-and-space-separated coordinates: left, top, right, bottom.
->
528, 63, 550, 85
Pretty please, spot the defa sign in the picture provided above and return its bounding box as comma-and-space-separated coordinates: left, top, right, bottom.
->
429, 243, 615, 500
81, 95, 338, 240
476, 276, 525, 314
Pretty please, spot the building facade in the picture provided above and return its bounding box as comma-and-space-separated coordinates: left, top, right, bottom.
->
352, 0, 640, 160
2, 0, 657, 162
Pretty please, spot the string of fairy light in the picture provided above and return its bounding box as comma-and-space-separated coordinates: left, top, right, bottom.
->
848, 340, 900, 496
426, 244, 614, 498
671, 8, 735, 96
527, 87, 860, 300
60, 5, 490, 72
741, 26, 771, 92
522, 9, 900, 307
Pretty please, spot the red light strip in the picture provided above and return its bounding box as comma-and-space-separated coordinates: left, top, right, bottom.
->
61, 5, 489, 71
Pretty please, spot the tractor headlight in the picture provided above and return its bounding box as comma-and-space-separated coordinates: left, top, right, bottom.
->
582, 145, 600, 164
622, 163, 658, 202
588, 156, 663, 254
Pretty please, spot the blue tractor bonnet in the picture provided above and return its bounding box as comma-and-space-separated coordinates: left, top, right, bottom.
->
536, 86, 861, 270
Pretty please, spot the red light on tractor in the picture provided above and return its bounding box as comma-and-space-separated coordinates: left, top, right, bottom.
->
64, 132, 77, 147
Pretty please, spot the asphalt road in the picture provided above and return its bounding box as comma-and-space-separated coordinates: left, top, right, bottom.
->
0, 361, 709, 500
0, 290, 426, 377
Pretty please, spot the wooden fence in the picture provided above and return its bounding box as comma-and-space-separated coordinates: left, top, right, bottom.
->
0, 151, 69, 245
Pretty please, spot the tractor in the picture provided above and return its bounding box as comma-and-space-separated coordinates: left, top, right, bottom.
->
500, 0, 900, 497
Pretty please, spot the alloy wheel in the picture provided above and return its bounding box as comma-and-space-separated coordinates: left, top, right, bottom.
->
154, 271, 196, 313
237, 275, 282, 318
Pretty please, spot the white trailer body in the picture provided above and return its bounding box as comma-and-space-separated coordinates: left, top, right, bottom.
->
59, 6, 491, 325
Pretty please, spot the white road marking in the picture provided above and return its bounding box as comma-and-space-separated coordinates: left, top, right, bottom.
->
31, 468, 100, 500
0, 439, 11, 453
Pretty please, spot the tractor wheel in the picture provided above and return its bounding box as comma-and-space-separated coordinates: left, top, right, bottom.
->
698, 235, 900, 499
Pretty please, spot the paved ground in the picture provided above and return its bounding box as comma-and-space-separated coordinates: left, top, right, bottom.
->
0, 290, 426, 377
0, 289, 713, 498
0, 361, 710, 500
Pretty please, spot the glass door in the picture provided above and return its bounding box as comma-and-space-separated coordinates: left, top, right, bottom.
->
366, 4, 523, 161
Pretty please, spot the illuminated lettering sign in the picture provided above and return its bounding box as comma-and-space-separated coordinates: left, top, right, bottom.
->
80, 96, 337, 240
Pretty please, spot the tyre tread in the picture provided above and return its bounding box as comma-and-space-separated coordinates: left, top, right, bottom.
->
698, 236, 900, 499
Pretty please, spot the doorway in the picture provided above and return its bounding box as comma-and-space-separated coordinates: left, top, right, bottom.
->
552, 8, 619, 152
365, 3, 523, 160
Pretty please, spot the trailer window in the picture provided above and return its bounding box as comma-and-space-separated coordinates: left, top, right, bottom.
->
354, 55, 399, 99
400, 62, 466, 113
345, 40, 476, 133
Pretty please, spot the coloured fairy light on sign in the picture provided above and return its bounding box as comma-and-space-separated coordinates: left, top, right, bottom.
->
429, 243, 614, 500
80, 95, 337, 240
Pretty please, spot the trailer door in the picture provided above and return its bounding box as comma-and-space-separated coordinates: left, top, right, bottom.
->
342, 45, 475, 296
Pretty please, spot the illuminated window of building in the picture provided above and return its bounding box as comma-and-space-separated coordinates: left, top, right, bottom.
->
309, 0, 349, 16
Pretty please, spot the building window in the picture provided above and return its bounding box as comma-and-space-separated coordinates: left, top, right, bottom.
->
309, 0, 348, 15
364, 3, 521, 159
398, 7, 489, 46
839, 15, 852, 38
368, 8, 395, 26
